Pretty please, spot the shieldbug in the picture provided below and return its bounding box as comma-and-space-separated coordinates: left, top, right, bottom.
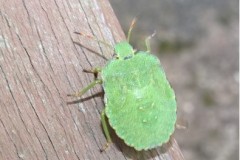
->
68, 19, 177, 151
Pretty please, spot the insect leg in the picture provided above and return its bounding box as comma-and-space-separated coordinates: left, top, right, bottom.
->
83, 67, 101, 78
145, 31, 156, 53
67, 79, 102, 97
176, 116, 188, 130
83, 67, 101, 73
100, 109, 112, 152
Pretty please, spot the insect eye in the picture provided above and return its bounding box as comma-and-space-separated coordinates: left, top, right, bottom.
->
123, 55, 133, 60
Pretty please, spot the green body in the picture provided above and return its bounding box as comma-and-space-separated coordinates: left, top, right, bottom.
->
101, 42, 177, 150
69, 39, 177, 151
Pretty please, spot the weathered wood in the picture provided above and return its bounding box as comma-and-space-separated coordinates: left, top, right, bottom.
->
0, 0, 184, 159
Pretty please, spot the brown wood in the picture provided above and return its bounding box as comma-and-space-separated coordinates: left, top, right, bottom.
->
0, 0, 184, 159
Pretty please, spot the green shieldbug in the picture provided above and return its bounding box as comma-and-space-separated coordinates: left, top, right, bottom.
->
69, 19, 177, 151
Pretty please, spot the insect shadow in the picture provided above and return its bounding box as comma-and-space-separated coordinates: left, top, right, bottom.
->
66, 92, 103, 105
73, 41, 109, 61
103, 120, 173, 160
107, 126, 172, 160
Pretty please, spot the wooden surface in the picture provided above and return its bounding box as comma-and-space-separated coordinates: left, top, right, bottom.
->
0, 0, 184, 159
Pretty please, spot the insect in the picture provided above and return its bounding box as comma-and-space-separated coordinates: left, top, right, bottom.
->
68, 19, 177, 151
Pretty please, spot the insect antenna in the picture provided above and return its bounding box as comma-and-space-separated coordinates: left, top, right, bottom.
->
127, 18, 137, 42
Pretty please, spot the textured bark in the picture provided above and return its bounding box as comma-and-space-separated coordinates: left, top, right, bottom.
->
0, 0, 184, 159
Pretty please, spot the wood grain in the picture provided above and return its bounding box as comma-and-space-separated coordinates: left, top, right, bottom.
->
0, 0, 184, 159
